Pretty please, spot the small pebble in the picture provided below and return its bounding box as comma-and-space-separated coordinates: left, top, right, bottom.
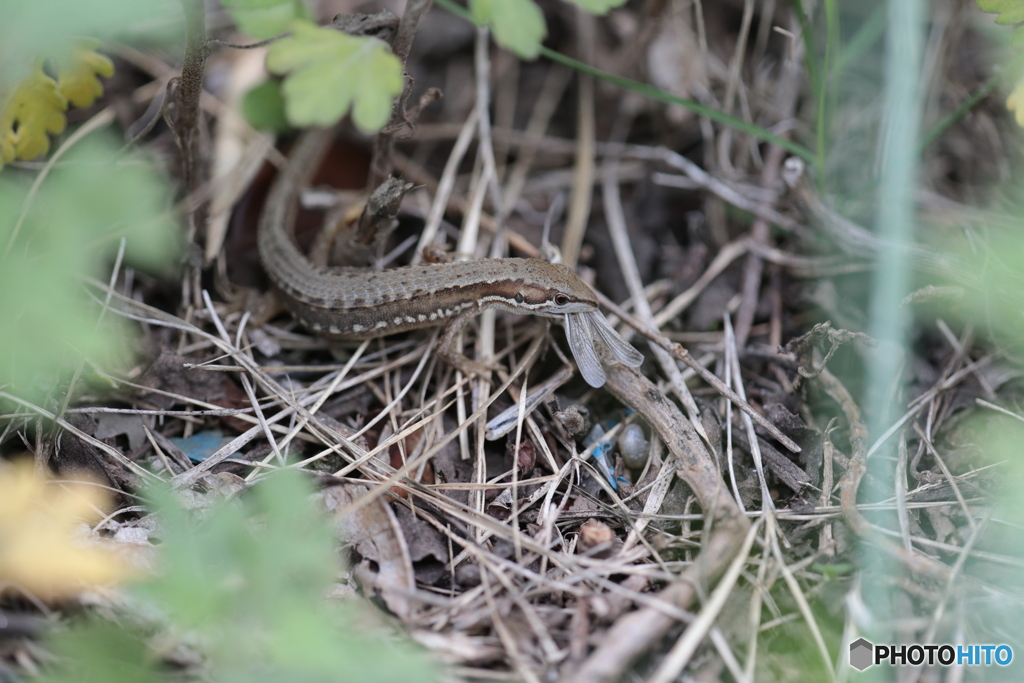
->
617, 423, 649, 469
454, 562, 481, 588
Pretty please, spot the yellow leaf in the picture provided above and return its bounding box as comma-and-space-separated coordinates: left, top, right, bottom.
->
1007, 78, 1024, 128
0, 461, 132, 599
0, 68, 68, 164
57, 41, 115, 108
0, 116, 14, 166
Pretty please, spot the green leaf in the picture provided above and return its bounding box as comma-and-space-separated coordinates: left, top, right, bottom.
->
564, 0, 628, 14
266, 20, 403, 132
242, 79, 291, 132
975, 0, 1024, 24
141, 472, 338, 633
40, 621, 159, 683
140, 472, 438, 681
469, 0, 547, 60
0, 135, 179, 398
221, 0, 311, 40
63, 147, 178, 274
42, 473, 438, 683
0, 0, 174, 93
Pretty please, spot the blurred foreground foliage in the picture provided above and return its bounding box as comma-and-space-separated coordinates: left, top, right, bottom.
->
37, 470, 437, 683
0, 0, 181, 402
0, 136, 180, 401
974, 0, 1024, 126
0, 42, 114, 168
0, 462, 132, 599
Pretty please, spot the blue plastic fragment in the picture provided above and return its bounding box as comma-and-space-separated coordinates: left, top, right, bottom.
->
591, 441, 618, 490
582, 423, 605, 449
170, 430, 234, 463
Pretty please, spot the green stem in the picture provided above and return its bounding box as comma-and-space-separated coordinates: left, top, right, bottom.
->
818, 0, 839, 177
833, 4, 885, 75
920, 75, 999, 149
791, 0, 823, 169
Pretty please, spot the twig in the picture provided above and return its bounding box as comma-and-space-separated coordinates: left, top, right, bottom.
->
601, 162, 710, 445
172, 0, 210, 234
413, 107, 480, 260
715, 0, 755, 173
648, 520, 762, 683
816, 366, 952, 581
561, 8, 596, 268
724, 317, 774, 511
596, 292, 801, 454
733, 10, 803, 347
567, 363, 751, 682
501, 65, 572, 217
472, 26, 506, 247
368, 0, 434, 188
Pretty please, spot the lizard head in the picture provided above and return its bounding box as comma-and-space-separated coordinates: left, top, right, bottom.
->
505, 260, 643, 387
507, 260, 600, 317
495, 260, 598, 319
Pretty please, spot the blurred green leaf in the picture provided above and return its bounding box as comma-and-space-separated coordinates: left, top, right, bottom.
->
144, 472, 429, 678
52, 142, 179, 273
42, 621, 158, 683
812, 562, 854, 581
241, 79, 291, 132
0, 135, 178, 398
220, 0, 311, 40
0, 0, 176, 92
975, 0, 1024, 24
754, 586, 842, 683
266, 20, 403, 132
565, 0, 628, 13
469, 0, 547, 60
41, 473, 437, 682
972, 1, 1024, 127
952, 199, 1024, 353
142, 473, 339, 637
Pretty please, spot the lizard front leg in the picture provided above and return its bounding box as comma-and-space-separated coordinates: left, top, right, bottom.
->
436, 304, 495, 379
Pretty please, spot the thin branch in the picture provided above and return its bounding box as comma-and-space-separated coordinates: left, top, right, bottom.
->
368, 0, 434, 188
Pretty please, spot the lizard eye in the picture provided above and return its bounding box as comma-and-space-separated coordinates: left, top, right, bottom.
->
515, 292, 524, 303
555, 294, 570, 306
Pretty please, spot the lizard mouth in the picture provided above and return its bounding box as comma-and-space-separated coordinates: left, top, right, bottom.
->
563, 312, 644, 388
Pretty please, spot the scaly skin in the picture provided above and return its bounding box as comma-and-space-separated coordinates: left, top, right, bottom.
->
257, 129, 642, 386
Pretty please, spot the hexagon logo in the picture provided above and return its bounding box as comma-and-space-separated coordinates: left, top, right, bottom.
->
850, 638, 874, 671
